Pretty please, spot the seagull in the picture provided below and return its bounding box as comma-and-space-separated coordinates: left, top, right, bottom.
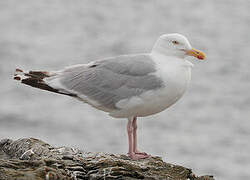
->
14, 33, 205, 160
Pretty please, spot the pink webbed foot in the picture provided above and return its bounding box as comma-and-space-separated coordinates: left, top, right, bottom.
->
128, 152, 150, 160
134, 150, 148, 156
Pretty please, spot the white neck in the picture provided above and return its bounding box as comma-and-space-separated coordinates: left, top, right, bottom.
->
150, 50, 194, 68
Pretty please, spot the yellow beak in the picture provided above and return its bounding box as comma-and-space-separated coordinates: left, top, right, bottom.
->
186, 48, 206, 60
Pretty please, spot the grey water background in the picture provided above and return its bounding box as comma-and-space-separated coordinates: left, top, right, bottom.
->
0, 0, 249, 179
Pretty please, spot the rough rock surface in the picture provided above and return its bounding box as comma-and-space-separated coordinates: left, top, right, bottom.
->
0, 138, 214, 180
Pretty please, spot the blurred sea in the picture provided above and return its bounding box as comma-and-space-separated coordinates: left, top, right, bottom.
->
0, 1, 250, 179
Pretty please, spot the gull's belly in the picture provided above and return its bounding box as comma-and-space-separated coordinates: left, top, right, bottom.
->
110, 65, 192, 118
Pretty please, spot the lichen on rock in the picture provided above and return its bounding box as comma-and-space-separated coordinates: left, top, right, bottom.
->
0, 138, 214, 180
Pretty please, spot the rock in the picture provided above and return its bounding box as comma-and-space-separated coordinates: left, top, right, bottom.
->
0, 138, 215, 180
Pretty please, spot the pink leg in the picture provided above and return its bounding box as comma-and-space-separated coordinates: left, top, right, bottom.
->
127, 118, 133, 156
132, 117, 148, 156
132, 117, 149, 156
127, 117, 150, 160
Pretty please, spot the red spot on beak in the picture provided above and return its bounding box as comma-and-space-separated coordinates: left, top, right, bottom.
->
197, 55, 204, 60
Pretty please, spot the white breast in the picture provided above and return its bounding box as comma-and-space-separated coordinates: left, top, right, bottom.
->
152, 55, 192, 110
109, 54, 193, 118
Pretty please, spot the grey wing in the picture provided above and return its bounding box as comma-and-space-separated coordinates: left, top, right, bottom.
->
54, 54, 163, 111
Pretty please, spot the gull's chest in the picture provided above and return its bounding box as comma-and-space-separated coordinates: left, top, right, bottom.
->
150, 59, 193, 109
159, 61, 192, 90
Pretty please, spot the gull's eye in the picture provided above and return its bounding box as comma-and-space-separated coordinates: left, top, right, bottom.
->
172, 40, 179, 45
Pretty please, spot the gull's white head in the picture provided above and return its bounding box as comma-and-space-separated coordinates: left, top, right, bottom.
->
152, 33, 205, 60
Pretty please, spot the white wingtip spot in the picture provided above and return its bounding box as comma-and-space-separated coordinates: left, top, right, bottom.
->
14, 69, 26, 81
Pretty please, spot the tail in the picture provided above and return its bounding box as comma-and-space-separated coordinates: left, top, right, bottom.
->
14, 68, 77, 97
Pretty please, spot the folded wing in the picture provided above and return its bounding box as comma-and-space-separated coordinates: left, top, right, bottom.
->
46, 54, 163, 111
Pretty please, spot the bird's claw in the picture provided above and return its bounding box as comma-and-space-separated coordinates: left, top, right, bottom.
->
128, 152, 150, 160
134, 150, 148, 156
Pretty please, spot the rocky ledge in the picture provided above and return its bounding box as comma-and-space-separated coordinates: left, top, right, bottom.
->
0, 138, 214, 180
